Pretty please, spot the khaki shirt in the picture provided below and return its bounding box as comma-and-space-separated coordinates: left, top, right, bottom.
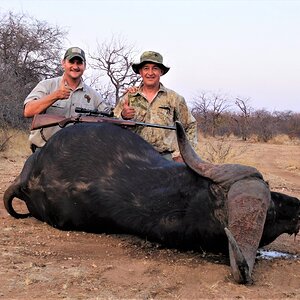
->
114, 83, 197, 157
24, 76, 108, 147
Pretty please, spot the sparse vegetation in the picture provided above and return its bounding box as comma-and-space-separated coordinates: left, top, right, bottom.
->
197, 136, 248, 164
193, 92, 300, 142
0, 10, 299, 154
0, 128, 31, 156
0, 128, 12, 152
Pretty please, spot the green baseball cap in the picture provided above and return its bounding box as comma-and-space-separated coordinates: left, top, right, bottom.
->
64, 47, 86, 62
132, 51, 170, 75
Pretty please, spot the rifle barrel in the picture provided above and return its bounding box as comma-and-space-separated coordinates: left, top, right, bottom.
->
31, 113, 176, 131
74, 107, 175, 130
134, 121, 176, 130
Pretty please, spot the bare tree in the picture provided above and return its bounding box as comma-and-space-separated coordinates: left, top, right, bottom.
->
234, 97, 252, 140
210, 93, 230, 137
192, 91, 211, 137
192, 91, 230, 137
0, 11, 67, 129
89, 36, 141, 105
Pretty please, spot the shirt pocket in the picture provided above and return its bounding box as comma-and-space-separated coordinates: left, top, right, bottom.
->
157, 106, 174, 124
50, 100, 68, 109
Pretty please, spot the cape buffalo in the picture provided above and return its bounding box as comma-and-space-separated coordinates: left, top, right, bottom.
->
3, 122, 300, 284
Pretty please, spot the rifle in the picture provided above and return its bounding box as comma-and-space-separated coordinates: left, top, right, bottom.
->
31, 107, 176, 131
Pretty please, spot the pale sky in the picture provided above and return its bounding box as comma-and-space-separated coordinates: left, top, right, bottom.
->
1, 0, 300, 112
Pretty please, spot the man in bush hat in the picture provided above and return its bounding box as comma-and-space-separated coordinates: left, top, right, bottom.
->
114, 51, 197, 161
23, 47, 109, 152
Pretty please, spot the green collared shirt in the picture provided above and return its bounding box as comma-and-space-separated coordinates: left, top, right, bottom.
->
114, 83, 197, 156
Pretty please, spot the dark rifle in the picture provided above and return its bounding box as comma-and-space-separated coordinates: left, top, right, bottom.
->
31, 107, 176, 131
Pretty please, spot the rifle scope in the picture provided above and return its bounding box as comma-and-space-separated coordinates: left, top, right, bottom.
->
75, 107, 114, 117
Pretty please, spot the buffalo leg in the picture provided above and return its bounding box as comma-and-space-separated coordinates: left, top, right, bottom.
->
226, 178, 270, 284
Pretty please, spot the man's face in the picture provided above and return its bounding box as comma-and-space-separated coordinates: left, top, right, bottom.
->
62, 57, 86, 80
139, 63, 163, 87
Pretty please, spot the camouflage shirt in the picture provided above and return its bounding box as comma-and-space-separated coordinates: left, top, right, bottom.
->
114, 83, 197, 156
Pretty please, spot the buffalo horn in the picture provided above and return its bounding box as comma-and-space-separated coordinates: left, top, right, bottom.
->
175, 121, 208, 175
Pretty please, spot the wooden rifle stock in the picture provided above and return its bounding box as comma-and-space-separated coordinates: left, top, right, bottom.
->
31, 114, 67, 130
31, 114, 176, 131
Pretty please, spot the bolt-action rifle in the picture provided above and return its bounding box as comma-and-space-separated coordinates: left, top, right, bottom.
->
31, 107, 176, 131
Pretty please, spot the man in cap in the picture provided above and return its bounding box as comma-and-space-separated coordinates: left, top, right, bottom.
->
114, 51, 197, 161
24, 47, 109, 152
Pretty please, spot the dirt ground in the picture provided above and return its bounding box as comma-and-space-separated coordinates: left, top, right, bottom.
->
0, 138, 299, 299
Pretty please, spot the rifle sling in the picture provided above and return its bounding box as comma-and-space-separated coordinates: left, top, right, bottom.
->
40, 128, 48, 143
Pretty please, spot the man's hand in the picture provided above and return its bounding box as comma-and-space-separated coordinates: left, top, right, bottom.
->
55, 78, 72, 100
121, 97, 135, 120
127, 86, 138, 94
23, 77, 72, 117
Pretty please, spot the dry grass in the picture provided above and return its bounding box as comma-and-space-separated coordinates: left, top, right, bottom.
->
196, 132, 300, 166
0, 128, 12, 152
2, 129, 300, 173
247, 133, 300, 145
269, 134, 300, 145
0, 128, 31, 158
196, 136, 248, 164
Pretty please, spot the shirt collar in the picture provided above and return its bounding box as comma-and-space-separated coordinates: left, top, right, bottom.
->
135, 82, 166, 95
60, 76, 85, 91
76, 78, 85, 91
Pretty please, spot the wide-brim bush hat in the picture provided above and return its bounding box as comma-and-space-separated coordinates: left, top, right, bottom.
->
132, 51, 170, 75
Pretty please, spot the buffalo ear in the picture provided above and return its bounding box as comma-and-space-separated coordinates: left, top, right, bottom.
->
175, 121, 207, 175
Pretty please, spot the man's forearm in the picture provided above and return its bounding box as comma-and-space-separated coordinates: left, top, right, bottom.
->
23, 93, 60, 117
